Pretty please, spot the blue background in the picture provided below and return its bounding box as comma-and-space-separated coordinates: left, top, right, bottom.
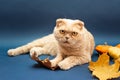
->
0, 0, 120, 80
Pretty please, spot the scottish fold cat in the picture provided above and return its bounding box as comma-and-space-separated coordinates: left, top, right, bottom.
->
8, 18, 95, 70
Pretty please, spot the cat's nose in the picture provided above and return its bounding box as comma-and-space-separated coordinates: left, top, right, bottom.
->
65, 37, 69, 40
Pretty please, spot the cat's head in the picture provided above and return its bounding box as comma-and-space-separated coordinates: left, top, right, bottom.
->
54, 18, 85, 46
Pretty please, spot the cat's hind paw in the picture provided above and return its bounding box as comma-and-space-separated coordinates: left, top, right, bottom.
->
7, 49, 17, 56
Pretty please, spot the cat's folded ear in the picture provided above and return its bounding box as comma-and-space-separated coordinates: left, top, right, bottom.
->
56, 18, 65, 27
74, 20, 84, 30
76, 20, 84, 27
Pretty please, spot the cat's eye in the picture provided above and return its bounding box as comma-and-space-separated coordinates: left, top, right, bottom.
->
72, 32, 78, 36
59, 30, 65, 34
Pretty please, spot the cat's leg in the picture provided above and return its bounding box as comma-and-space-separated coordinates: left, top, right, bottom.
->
58, 54, 91, 70
30, 41, 57, 58
30, 46, 62, 67
30, 47, 47, 58
8, 45, 31, 56
8, 39, 44, 56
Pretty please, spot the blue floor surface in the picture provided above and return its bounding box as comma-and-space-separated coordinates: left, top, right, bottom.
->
1, 46, 120, 80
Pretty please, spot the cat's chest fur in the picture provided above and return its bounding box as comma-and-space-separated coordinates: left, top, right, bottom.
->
58, 44, 83, 57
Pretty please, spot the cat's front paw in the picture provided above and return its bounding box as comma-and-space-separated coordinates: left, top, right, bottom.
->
30, 47, 39, 58
58, 61, 71, 70
8, 49, 17, 56
50, 60, 58, 68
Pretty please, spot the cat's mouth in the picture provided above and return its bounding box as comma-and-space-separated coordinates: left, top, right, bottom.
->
63, 41, 69, 44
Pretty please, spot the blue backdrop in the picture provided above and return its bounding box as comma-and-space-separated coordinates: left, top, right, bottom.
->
0, 0, 120, 80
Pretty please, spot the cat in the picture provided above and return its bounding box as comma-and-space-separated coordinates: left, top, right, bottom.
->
8, 18, 95, 70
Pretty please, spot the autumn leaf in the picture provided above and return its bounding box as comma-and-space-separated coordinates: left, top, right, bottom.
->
88, 54, 120, 80
95, 45, 112, 54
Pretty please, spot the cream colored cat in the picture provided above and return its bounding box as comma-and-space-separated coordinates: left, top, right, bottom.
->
8, 18, 95, 70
